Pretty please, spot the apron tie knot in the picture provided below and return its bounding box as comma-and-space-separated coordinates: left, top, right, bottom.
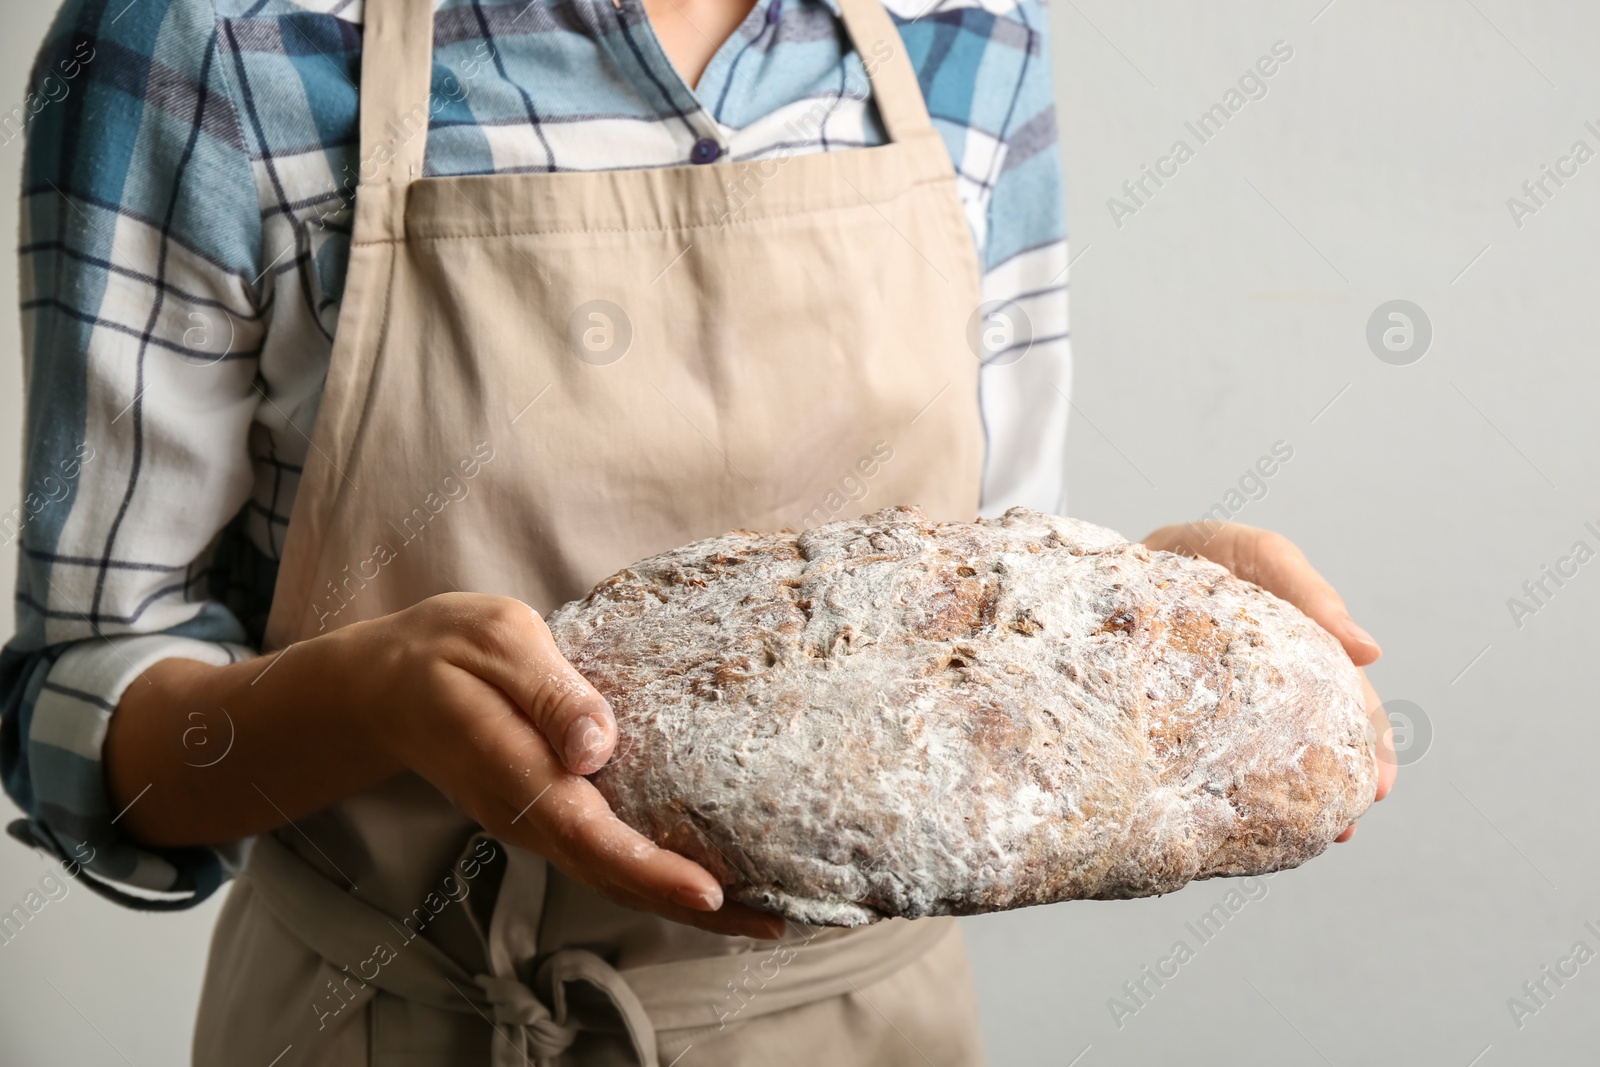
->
475, 949, 660, 1067
475, 973, 579, 1059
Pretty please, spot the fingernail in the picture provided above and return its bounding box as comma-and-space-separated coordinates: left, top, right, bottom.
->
1344, 619, 1380, 651
564, 714, 610, 773
671, 885, 723, 911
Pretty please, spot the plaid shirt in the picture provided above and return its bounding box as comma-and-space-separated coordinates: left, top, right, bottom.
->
4, 0, 1069, 907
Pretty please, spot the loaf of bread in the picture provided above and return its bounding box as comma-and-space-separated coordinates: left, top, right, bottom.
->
546, 507, 1377, 926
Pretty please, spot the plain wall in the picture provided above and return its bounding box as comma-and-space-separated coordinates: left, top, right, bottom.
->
2, 1, 1597, 1064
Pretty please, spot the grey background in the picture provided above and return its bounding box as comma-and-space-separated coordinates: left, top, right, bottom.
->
1, 1, 1596, 1064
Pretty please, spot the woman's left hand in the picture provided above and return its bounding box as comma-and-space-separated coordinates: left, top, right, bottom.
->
1140, 521, 1396, 841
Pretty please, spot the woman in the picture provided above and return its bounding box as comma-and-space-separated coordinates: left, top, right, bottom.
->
4, 0, 1393, 1062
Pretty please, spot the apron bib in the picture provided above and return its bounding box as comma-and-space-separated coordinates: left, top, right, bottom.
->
195, 0, 987, 1062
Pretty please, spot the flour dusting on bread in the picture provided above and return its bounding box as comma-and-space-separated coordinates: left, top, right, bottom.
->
547, 506, 1377, 926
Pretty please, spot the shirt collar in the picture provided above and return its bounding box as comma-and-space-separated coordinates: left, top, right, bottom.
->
761, 0, 847, 23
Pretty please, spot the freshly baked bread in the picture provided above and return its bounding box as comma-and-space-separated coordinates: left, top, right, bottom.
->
546, 507, 1377, 926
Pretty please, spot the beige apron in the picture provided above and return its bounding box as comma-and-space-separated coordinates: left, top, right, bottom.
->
195, 0, 988, 1062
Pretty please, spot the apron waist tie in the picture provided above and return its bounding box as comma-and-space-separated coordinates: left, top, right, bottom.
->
244, 833, 951, 1066
476, 951, 659, 1066
476, 973, 574, 1055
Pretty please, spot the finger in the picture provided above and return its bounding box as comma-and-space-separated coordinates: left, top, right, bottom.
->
462, 767, 780, 937
1362, 669, 1396, 801
1233, 529, 1382, 667
596, 881, 788, 940
1332, 618, 1382, 669
420, 672, 727, 910
527, 640, 618, 776
416, 627, 775, 937
528, 771, 736, 914
1139, 523, 1206, 558
453, 599, 619, 775
531, 777, 786, 938
1334, 824, 1356, 843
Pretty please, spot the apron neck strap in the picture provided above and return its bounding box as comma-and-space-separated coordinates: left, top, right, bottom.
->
355, 0, 936, 182
359, 0, 437, 185
832, 0, 937, 144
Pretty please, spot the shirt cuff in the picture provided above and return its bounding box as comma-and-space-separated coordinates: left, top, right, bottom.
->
18, 634, 255, 904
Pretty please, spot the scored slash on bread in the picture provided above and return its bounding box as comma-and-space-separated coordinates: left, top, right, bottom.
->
546, 507, 1378, 926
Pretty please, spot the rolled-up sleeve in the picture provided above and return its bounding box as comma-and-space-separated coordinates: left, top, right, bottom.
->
2, 0, 266, 908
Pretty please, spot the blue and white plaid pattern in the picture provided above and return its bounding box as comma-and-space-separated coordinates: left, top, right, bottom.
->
4, 0, 1069, 905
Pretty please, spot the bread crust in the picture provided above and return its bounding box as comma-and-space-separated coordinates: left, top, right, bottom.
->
547, 507, 1377, 926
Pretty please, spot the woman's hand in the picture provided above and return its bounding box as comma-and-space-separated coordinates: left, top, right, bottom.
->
109, 593, 784, 939
350, 593, 785, 938
360, 598, 790, 940
1140, 522, 1395, 839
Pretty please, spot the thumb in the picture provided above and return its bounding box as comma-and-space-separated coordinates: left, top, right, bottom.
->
524, 626, 618, 776
459, 600, 619, 775
1287, 572, 1382, 668
1232, 529, 1382, 667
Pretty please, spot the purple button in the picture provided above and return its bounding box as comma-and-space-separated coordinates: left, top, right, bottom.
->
690, 137, 723, 165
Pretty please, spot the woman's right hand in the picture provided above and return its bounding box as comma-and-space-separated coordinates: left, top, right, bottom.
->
345, 593, 785, 939
109, 592, 784, 940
